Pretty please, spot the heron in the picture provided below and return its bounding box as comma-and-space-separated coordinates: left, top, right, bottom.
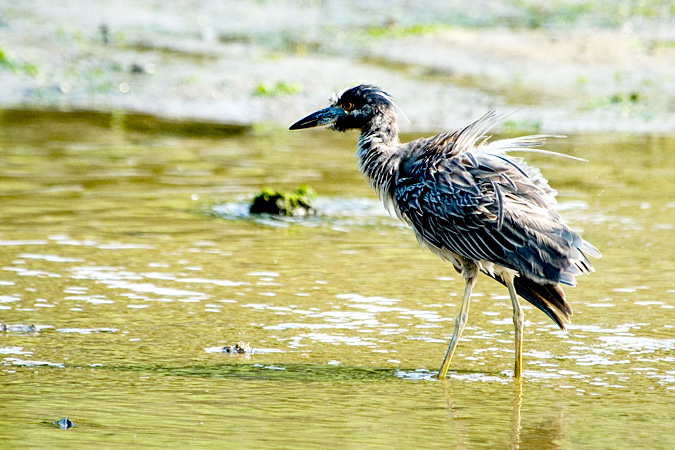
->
290, 84, 600, 378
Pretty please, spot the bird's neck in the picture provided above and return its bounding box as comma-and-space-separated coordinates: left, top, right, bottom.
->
356, 116, 401, 200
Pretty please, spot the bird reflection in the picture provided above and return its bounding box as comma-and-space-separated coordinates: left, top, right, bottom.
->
441, 380, 468, 449
518, 405, 566, 450
511, 378, 523, 449
441, 378, 566, 449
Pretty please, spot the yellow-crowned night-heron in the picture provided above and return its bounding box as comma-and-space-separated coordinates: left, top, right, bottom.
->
290, 84, 600, 378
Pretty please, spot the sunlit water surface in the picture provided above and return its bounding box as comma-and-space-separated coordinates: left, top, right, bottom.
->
1, 110, 674, 449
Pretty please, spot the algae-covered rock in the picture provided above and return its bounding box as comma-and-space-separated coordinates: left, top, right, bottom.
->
249, 185, 316, 216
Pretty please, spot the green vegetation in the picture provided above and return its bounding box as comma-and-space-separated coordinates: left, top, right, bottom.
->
0, 48, 38, 76
253, 81, 302, 97
586, 91, 649, 118
249, 185, 316, 216
365, 22, 449, 39
653, 40, 675, 49
502, 118, 543, 135
362, 1, 674, 33
512, 0, 674, 29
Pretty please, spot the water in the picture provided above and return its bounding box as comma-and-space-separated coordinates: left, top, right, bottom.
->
1, 109, 674, 449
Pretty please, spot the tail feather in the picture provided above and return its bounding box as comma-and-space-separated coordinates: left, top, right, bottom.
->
494, 274, 572, 330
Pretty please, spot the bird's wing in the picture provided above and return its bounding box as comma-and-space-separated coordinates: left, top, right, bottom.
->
394, 149, 595, 287
392, 113, 600, 328
433, 110, 590, 207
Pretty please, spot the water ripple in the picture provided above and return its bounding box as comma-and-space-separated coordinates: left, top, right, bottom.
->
597, 336, 675, 354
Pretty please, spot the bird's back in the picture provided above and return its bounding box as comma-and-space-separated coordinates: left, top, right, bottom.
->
389, 112, 599, 327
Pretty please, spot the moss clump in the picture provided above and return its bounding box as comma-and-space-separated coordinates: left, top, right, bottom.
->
249, 185, 316, 216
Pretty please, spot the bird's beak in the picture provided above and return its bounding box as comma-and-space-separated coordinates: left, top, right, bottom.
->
289, 106, 344, 130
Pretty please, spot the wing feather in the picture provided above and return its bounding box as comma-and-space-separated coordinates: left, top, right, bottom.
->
387, 111, 599, 328
394, 131, 597, 287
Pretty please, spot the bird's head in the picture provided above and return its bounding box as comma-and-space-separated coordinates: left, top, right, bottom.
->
289, 84, 397, 132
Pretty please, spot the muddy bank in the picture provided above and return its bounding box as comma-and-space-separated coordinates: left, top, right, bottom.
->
1, 0, 673, 134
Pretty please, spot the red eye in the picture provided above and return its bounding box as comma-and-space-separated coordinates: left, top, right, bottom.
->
343, 102, 354, 111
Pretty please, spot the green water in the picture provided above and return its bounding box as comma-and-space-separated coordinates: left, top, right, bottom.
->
1, 109, 674, 449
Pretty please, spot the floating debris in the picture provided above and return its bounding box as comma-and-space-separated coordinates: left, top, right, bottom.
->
205, 345, 282, 354
54, 418, 73, 430
1, 323, 43, 334
249, 186, 316, 216
222, 341, 253, 354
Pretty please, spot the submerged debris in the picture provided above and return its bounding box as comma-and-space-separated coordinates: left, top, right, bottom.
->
222, 341, 253, 354
249, 185, 316, 216
54, 418, 73, 430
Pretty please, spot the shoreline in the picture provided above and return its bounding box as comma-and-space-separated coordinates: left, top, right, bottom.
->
1, 1, 673, 135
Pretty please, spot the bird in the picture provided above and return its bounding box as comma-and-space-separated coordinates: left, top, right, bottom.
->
289, 84, 600, 378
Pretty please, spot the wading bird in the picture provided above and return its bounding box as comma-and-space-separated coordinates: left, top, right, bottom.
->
290, 84, 600, 378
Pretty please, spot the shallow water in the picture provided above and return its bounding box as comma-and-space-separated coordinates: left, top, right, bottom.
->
1, 109, 674, 449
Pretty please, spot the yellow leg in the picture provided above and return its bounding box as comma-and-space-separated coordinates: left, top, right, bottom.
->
436, 273, 477, 379
506, 278, 524, 378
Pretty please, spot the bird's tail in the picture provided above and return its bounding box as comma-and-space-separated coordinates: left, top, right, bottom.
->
494, 274, 572, 330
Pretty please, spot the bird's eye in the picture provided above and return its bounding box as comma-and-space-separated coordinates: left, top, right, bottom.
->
343, 102, 354, 111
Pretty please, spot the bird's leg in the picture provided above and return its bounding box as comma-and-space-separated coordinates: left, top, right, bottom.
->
506, 277, 524, 378
436, 266, 478, 379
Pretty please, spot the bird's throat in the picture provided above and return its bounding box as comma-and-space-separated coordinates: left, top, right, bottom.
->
356, 127, 401, 204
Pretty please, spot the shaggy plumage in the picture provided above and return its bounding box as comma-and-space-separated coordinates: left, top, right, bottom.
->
290, 84, 600, 377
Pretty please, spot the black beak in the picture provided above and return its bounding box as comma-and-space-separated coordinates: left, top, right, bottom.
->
289, 106, 344, 130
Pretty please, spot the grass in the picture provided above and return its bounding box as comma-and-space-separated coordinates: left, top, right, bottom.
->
502, 119, 543, 135
253, 81, 302, 97
365, 22, 450, 39
0, 48, 38, 76
585, 90, 654, 119
363, 1, 674, 33
512, 0, 674, 29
